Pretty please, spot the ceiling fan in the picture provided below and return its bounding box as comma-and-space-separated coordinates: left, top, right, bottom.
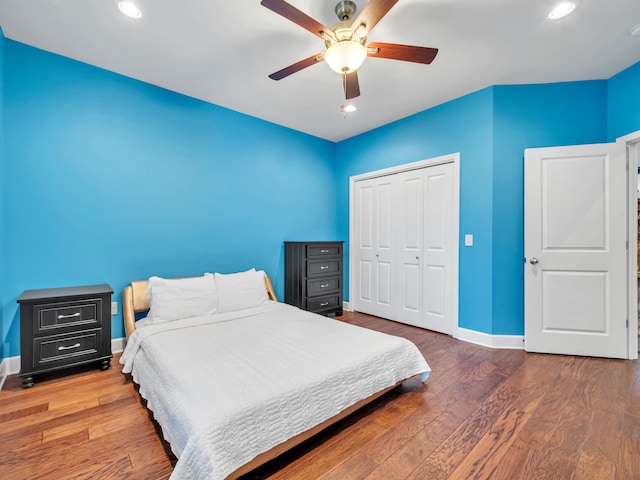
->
261, 0, 439, 100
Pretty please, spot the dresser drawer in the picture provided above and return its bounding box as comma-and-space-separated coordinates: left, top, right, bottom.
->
34, 299, 101, 335
307, 259, 340, 277
307, 294, 341, 312
307, 244, 341, 257
33, 329, 101, 370
307, 277, 341, 297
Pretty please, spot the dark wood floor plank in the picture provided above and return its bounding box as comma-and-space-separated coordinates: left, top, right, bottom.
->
317, 452, 378, 480
448, 395, 543, 479
268, 420, 387, 480
404, 379, 522, 480
618, 434, 640, 480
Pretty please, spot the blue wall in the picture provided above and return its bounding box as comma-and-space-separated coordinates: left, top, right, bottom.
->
0, 27, 5, 360
1, 41, 336, 357
608, 61, 640, 141
335, 89, 495, 334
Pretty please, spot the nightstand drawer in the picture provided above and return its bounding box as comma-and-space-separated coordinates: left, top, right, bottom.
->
307, 294, 341, 312
308, 244, 341, 257
307, 259, 340, 277
34, 330, 101, 369
34, 299, 102, 335
307, 277, 340, 297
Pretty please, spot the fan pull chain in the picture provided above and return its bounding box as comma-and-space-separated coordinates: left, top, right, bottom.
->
341, 74, 348, 118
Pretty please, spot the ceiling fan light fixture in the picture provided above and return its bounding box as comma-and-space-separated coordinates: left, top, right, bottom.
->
548, 2, 576, 20
118, 2, 142, 19
325, 41, 367, 74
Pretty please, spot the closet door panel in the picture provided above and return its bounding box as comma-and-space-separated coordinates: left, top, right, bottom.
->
374, 179, 395, 318
354, 180, 375, 312
423, 164, 453, 334
396, 171, 423, 327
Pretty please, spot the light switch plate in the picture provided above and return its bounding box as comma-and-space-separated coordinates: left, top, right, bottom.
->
111, 302, 118, 315
464, 234, 473, 246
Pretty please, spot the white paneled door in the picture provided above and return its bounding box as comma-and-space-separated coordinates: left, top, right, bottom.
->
524, 143, 628, 358
422, 164, 455, 334
352, 159, 457, 335
396, 170, 424, 327
353, 175, 395, 320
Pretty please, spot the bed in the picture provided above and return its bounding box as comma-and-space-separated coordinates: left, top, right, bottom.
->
120, 269, 431, 480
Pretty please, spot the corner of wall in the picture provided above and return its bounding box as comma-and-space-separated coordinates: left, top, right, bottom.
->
0, 24, 6, 361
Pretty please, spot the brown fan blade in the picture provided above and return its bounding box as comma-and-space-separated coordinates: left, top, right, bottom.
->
350, 0, 399, 36
343, 71, 361, 100
268, 54, 324, 81
367, 42, 438, 64
261, 0, 332, 40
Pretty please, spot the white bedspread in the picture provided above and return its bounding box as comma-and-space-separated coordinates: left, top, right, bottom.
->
121, 301, 430, 480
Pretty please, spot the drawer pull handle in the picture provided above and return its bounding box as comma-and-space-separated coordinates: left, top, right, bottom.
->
320, 302, 329, 307
58, 343, 81, 351
321, 283, 330, 288
320, 265, 329, 270
320, 249, 330, 253
58, 313, 80, 319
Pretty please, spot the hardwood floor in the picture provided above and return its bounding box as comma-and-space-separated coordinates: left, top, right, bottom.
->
1, 311, 639, 479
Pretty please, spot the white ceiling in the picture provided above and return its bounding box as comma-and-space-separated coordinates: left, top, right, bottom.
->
0, 0, 639, 142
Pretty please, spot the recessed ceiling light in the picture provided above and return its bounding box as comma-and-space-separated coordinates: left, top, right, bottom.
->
343, 104, 357, 113
548, 2, 576, 20
118, 2, 142, 19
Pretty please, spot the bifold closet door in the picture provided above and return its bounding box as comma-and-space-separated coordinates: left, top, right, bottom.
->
422, 163, 454, 335
353, 162, 455, 335
353, 176, 396, 319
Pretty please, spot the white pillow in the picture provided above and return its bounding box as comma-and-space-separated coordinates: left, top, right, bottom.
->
146, 275, 218, 324
214, 269, 269, 313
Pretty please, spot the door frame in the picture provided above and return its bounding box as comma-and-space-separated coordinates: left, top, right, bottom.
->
621, 130, 640, 360
348, 153, 460, 337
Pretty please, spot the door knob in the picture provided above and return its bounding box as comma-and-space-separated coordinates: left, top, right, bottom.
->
529, 257, 539, 265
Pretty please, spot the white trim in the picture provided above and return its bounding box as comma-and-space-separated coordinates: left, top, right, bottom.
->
342, 301, 352, 312
112, 337, 125, 354
349, 153, 460, 338
0, 355, 21, 378
349, 155, 457, 182
0, 337, 126, 390
0, 358, 7, 391
457, 328, 525, 350
618, 129, 640, 360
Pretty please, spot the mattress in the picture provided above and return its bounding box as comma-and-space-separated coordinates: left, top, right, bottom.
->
120, 301, 430, 479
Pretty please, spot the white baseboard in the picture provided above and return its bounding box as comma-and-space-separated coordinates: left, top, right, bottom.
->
112, 337, 125, 354
342, 301, 352, 312
0, 358, 6, 391
0, 355, 21, 383
456, 327, 524, 350
0, 337, 126, 390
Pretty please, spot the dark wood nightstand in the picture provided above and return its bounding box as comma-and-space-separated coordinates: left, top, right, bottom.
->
17, 284, 114, 388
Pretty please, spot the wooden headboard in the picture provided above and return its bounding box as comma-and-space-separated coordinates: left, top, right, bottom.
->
122, 274, 278, 339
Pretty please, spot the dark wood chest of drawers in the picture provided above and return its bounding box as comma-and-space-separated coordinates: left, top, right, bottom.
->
284, 241, 344, 316
18, 284, 113, 388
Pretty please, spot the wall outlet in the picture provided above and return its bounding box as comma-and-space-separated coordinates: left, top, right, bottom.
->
111, 302, 118, 315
